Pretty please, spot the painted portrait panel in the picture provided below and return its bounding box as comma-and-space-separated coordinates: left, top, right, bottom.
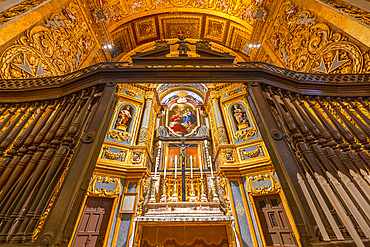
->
166, 103, 199, 136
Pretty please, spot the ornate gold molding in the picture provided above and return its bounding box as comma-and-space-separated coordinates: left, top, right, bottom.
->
217, 126, 228, 143
0, 2, 96, 79
107, 129, 132, 142
102, 147, 125, 160
318, 0, 370, 26
246, 173, 280, 195
136, 178, 149, 216
137, 126, 149, 145
241, 145, 261, 159
87, 175, 122, 197
235, 128, 258, 141
221, 148, 238, 164
0, 0, 48, 26
267, 1, 369, 74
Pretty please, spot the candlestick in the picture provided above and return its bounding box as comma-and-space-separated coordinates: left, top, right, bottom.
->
209, 155, 213, 178
190, 155, 193, 179
164, 156, 167, 179
175, 155, 177, 178
200, 159, 203, 178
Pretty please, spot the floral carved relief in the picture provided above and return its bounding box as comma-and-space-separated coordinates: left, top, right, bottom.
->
0, 2, 96, 79
267, 1, 369, 74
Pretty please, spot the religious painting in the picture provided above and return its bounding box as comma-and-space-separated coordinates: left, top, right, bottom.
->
114, 104, 133, 132
231, 103, 250, 130
166, 102, 200, 137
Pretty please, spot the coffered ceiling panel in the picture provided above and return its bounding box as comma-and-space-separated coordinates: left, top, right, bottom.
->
158, 14, 202, 40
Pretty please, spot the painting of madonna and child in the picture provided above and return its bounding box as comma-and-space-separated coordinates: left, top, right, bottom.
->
166, 103, 199, 136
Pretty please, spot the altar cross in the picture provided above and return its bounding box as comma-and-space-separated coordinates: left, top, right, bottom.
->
168, 133, 197, 201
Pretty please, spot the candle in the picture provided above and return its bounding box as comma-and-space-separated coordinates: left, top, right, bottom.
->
175, 155, 177, 178
190, 155, 193, 178
209, 155, 214, 177
164, 156, 167, 179
200, 158, 203, 178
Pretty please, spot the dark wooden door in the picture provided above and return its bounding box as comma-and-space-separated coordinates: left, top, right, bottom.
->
255, 194, 297, 247
71, 197, 114, 247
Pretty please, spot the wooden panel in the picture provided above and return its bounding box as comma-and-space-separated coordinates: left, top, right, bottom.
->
71, 197, 114, 247
255, 194, 297, 247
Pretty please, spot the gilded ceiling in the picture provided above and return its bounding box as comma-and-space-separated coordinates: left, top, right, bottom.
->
0, 0, 369, 79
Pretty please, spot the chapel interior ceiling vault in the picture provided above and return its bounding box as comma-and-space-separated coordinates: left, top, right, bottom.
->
108, 12, 252, 61
0, 0, 369, 80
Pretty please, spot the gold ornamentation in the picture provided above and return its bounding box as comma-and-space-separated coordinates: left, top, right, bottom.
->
221, 148, 238, 163
217, 126, 228, 143
236, 202, 245, 215
235, 128, 258, 141
132, 149, 144, 164
126, 90, 138, 97
158, 14, 202, 40
246, 173, 281, 195
267, 1, 368, 74
136, 178, 149, 216
102, 147, 125, 160
219, 177, 232, 216
134, 17, 157, 42
137, 126, 149, 145
87, 175, 122, 196
241, 145, 262, 159
204, 16, 227, 43
107, 129, 132, 142
0, 2, 96, 79
0, 0, 47, 26
317, 0, 370, 26
106, 0, 257, 28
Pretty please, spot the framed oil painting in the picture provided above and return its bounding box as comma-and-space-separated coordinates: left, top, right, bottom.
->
165, 102, 200, 137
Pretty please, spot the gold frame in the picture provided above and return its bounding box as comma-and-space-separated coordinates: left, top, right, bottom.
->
119, 192, 138, 213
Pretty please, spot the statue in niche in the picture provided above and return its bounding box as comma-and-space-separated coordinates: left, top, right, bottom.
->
233, 104, 250, 130
115, 105, 132, 132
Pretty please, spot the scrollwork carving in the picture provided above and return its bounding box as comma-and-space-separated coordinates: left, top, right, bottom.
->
87, 175, 122, 197
102, 147, 125, 160
267, 1, 368, 74
241, 145, 262, 159
235, 128, 258, 141
107, 129, 132, 142
0, 2, 96, 79
246, 173, 281, 195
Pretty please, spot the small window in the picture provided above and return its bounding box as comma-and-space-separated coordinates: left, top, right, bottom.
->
258, 200, 266, 208
271, 198, 278, 207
